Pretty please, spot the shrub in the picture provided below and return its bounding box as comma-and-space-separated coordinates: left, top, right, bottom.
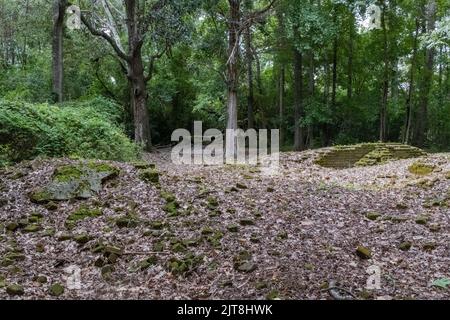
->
0, 98, 140, 166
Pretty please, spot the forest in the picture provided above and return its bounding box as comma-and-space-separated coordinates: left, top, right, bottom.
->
0, 0, 449, 301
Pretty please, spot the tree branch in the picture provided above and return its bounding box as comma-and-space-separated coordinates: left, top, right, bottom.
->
81, 13, 130, 62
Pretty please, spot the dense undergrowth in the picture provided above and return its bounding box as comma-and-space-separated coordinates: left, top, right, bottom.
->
0, 97, 140, 167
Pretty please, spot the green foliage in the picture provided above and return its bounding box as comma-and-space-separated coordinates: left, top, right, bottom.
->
0, 98, 140, 166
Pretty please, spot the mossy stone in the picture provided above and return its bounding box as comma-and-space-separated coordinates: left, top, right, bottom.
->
239, 219, 255, 226
4, 252, 26, 261
131, 161, 154, 170
164, 202, 179, 217
6, 222, 19, 232
237, 261, 257, 273
408, 162, 434, 176
107, 253, 119, 264
161, 191, 176, 203
49, 283, 64, 297
94, 257, 108, 268
139, 168, 159, 184
227, 225, 239, 233
206, 196, 219, 209
22, 224, 41, 233
415, 216, 429, 225
255, 281, 268, 290
115, 216, 139, 228
138, 256, 158, 271
236, 183, 248, 189
399, 241, 412, 251
1, 258, 14, 267
172, 242, 186, 253
74, 234, 90, 244
150, 221, 164, 230
356, 246, 372, 259
396, 203, 408, 210
35, 276, 47, 284
101, 265, 114, 278
44, 201, 58, 211
423, 242, 437, 251
30, 163, 120, 203
104, 246, 123, 256
36, 243, 45, 253
6, 284, 24, 296
153, 242, 164, 252
57, 233, 72, 241
428, 224, 441, 232
266, 290, 279, 300
67, 205, 102, 225
366, 212, 382, 221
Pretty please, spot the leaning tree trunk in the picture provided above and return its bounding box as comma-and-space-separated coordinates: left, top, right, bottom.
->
52, 0, 66, 103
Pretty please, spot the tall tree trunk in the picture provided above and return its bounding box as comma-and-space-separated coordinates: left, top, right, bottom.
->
279, 66, 285, 145
404, 19, 419, 144
129, 51, 151, 151
347, 13, 354, 100
226, 0, 241, 157
245, 24, 254, 129
125, 0, 151, 151
52, 0, 66, 103
294, 48, 304, 151
380, 1, 389, 142
307, 52, 314, 147
414, 0, 436, 147
331, 36, 338, 112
